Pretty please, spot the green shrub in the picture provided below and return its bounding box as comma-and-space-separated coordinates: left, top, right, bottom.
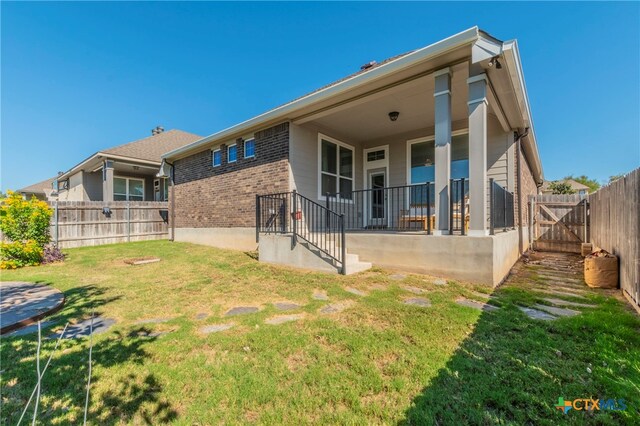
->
0, 240, 44, 269
0, 191, 52, 268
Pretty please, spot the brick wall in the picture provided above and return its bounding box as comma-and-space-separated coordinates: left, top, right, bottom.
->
514, 143, 538, 226
171, 122, 290, 228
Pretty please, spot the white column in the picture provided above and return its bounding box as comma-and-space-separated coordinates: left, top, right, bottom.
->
467, 72, 488, 236
103, 160, 114, 202
433, 67, 451, 234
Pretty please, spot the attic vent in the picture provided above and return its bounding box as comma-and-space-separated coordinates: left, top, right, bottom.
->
151, 126, 165, 136
360, 61, 377, 70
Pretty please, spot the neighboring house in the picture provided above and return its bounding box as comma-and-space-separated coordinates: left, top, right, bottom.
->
19, 128, 202, 202
19, 176, 58, 200
541, 179, 589, 196
160, 27, 544, 286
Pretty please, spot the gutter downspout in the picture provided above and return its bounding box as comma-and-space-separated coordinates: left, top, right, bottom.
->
515, 128, 529, 255
165, 160, 176, 242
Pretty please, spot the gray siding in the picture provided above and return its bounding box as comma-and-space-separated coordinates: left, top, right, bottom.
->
83, 171, 103, 201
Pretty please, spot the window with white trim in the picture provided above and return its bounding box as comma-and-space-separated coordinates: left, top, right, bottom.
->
212, 149, 221, 167
319, 136, 353, 199
244, 139, 255, 158
228, 144, 237, 163
114, 177, 144, 201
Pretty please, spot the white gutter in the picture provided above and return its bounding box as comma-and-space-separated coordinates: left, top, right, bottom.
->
163, 26, 482, 160
502, 40, 544, 183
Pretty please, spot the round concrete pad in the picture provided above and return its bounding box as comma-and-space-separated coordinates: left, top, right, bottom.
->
1, 282, 65, 335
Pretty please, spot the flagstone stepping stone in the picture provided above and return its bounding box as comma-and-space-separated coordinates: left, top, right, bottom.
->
134, 317, 173, 325
265, 314, 304, 325
200, 323, 234, 334
368, 284, 388, 291
320, 302, 351, 314
389, 274, 407, 281
129, 329, 174, 338
50, 317, 116, 339
403, 298, 431, 308
273, 302, 301, 311
519, 306, 557, 321
433, 279, 447, 286
533, 304, 579, 317
543, 298, 596, 308
469, 291, 492, 299
535, 289, 588, 299
456, 298, 499, 312
124, 257, 161, 265
0, 282, 65, 335
402, 285, 427, 294
543, 284, 588, 293
225, 306, 259, 317
195, 313, 208, 320
345, 287, 367, 296
6, 320, 59, 337
312, 291, 328, 301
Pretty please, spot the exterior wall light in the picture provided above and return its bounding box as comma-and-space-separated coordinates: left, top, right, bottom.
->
388, 111, 400, 121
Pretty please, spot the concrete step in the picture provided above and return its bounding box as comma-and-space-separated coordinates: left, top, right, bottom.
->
344, 260, 372, 275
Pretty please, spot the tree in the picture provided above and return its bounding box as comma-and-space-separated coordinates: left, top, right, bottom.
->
608, 174, 625, 183
548, 181, 576, 195
563, 175, 600, 193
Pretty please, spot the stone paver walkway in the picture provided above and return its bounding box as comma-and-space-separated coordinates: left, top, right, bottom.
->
1, 282, 65, 335
533, 304, 580, 318
518, 306, 557, 321
542, 298, 596, 308
402, 286, 427, 294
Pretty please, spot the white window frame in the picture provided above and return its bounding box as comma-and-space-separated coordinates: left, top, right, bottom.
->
244, 138, 255, 159
317, 133, 354, 201
114, 176, 145, 201
227, 144, 237, 163
212, 148, 222, 167
405, 129, 468, 185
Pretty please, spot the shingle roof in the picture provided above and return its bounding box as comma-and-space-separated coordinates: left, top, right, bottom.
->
18, 176, 57, 195
282, 51, 415, 107
102, 129, 202, 163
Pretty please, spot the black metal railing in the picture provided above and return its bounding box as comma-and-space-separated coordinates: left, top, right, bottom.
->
256, 191, 346, 274
449, 178, 468, 235
326, 183, 434, 233
489, 178, 515, 234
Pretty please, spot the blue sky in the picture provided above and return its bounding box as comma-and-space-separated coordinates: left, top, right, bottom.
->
2, 1, 639, 191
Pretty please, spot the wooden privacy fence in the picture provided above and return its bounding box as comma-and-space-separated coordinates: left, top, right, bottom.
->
532, 194, 588, 253
588, 168, 640, 309
50, 201, 169, 249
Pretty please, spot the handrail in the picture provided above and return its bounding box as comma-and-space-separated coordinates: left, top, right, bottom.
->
256, 191, 346, 274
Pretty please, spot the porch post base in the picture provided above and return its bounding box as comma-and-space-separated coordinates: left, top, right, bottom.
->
432, 230, 448, 236
467, 229, 490, 237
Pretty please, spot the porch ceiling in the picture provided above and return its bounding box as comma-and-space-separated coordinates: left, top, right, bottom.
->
300, 62, 472, 143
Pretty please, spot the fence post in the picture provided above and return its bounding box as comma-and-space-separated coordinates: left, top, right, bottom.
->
126, 202, 131, 242
460, 178, 466, 236
449, 179, 454, 235
503, 187, 507, 232
325, 192, 330, 232
255, 194, 260, 243
54, 201, 59, 247
341, 214, 346, 275
489, 178, 495, 235
292, 190, 297, 247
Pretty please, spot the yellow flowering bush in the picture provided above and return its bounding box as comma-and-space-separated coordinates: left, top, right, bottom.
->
0, 191, 52, 269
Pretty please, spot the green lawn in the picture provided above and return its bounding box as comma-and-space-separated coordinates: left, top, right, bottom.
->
1, 240, 639, 425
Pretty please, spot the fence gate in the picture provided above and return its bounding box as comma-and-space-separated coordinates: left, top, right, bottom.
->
532, 194, 588, 253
